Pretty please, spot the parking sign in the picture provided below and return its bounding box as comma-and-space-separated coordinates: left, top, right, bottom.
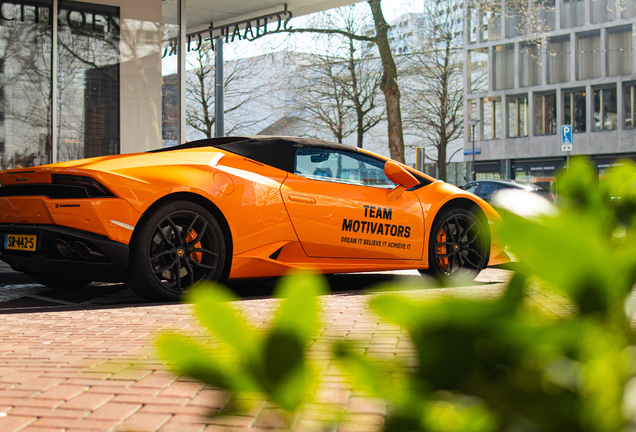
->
562, 125, 572, 145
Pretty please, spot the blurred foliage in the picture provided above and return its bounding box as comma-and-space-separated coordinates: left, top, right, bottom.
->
156, 272, 327, 421
157, 156, 636, 432
333, 157, 636, 431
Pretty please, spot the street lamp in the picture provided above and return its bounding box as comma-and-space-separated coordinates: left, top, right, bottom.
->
467, 119, 480, 181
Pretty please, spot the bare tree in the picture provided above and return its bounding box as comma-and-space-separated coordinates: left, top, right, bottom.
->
288, 52, 355, 143
402, 1, 464, 182
282, 6, 383, 147
186, 41, 272, 139
273, 0, 405, 162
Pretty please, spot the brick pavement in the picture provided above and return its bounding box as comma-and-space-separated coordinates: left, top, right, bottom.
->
0, 268, 571, 432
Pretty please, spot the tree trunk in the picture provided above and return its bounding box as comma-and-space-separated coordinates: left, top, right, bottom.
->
368, 0, 405, 163
438, 140, 447, 182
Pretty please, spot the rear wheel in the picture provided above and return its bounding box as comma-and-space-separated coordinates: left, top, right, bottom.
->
127, 201, 226, 302
26, 273, 91, 290
420, 208, 489, 280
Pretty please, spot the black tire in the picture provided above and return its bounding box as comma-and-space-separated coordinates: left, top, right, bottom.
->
26, 273, 92, 290
127, 200, 227, 302
420, 207, 489, 280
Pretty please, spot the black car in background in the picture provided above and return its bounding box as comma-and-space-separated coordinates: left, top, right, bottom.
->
459, 179, 555, 204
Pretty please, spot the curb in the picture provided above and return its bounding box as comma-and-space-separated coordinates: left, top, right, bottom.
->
0, 271, 35, 285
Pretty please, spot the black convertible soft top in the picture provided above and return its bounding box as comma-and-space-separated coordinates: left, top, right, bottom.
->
149, 136, 364, 173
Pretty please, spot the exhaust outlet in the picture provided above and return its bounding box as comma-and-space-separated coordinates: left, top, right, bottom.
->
72, 241, 91, 259
55, 239, 73, 258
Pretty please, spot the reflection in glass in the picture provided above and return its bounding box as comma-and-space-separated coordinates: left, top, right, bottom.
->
469, 49, 488, 93
482, 97, 501, 140
624, 85, 634, 128
162, 0, 179, 148
0, 2, 52, 168
594, 87, 617, 131
57, 1, 120, 162
508, 95, 528, 137
564, 91, 586, 132
535, 93, 556, 135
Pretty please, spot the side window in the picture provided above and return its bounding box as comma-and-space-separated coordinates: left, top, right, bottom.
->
294, 148, 396, 189
477, 182, 495, 199
464, 183, 479, 194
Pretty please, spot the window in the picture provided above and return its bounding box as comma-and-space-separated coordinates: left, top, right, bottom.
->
624, 84, 636, 128
536, 0, 556, 30
592, 0, 618, 23
506, 0, 525, 37
468, 99, 477, 140
508, 95, 529, 137
564, 90, 586, 132
520, 42, 541, 87
481, 1, 501, 41
623, 0, 636, 18
535, 93, 557, 135
607, 25, 632, 77
548, 35, 570, 84
482, 97, 502, 140
576, 30, 601, 80
469, 49, 489, 93
594, 87, 617, 131
562, 0, 585, 28
294, 149, 395, 189
494, 44, 514, 90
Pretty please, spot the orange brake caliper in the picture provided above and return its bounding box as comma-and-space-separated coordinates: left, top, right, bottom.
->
436, 229, 449, 271
185, 230, 202, 263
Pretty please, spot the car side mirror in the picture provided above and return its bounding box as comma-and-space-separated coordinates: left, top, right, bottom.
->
384, 161, 420, 201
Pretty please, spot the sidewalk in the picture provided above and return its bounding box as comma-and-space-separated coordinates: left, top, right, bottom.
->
0, 261, 32, 285
0, 269, 572, 432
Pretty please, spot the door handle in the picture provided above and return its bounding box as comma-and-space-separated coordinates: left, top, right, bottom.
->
287, 193, 316, 204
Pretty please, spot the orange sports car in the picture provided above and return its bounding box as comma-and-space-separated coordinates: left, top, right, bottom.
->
0, 136, 509, 301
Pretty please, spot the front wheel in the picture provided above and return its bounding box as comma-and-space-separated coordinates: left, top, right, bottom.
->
127, 201, 227, 302
420, 207, 489, 280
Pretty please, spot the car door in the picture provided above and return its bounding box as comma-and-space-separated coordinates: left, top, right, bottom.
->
281, 148, 424, 260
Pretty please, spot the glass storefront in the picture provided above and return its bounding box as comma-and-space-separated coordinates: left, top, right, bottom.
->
475, 160, 502, 180
57, 1, 120, 161
512, 158, 565, 193
0, 1, 52, 167
0, 0, 171, 169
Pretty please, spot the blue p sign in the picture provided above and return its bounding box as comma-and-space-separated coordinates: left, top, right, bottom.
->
562, 125, 572, 144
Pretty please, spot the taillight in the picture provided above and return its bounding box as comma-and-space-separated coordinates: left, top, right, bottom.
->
51, 174, 116, 198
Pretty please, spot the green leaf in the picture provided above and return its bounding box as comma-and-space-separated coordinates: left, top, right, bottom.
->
185, 282, 256, 355
333, 341, 400, 399
156, 332, 257, 392
273, 271, 328, 342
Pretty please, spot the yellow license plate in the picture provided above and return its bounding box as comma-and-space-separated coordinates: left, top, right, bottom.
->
4, 234, 37, 251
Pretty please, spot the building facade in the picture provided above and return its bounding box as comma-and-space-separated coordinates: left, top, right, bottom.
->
463, 0, 636, 191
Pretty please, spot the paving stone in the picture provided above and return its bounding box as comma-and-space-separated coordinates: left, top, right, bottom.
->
0, 269, 576, 431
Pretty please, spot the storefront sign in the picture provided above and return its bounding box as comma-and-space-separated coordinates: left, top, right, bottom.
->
163, 5, 293, 58
0, 2, 120, 34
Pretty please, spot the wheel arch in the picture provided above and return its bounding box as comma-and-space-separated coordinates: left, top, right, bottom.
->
130, 192, 233, 280
429, 197, 491, 266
